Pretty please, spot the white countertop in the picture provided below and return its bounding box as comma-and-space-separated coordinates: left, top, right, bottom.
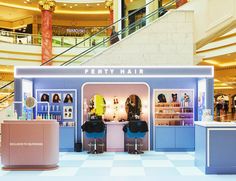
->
3, 120, 58, 124
195, 121, 236, 127
104, 121, 128, 125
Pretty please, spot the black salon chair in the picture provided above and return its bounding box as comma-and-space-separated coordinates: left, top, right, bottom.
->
123, 120, 148, 154
81, 120, 105, 154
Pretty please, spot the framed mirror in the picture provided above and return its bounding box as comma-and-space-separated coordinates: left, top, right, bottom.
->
125, 95, 142, 120
25, 97, 37, 109
88, 94, 106, 120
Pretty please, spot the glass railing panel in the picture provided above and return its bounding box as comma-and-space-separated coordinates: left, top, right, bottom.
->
62, 0, 177, 66
0, 80, 14, 108
0, 30, 109, 48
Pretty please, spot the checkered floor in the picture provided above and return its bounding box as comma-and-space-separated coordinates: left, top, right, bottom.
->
1, 151, 236, 181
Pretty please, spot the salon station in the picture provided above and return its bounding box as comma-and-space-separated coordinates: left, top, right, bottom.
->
1, 66, 236, 174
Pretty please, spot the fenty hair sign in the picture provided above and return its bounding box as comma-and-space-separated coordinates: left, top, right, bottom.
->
84, 68, 144, 75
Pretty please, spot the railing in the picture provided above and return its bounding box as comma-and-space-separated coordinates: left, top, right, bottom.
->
0, 0, 181, 107
0, 30, 109, 48
59, 0, 177, 66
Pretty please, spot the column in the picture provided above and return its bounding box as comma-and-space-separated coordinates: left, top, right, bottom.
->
39, 0, 56, 65
228, 94, 232, 113
113, 0, 122, 39
32, 16, 38, 45
146, 0, 159, 24
109, 7, 114, 25
176, 0, 188, 8
105, 0, 114, 36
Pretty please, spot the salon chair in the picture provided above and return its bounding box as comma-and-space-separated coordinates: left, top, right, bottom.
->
81, 120, 105, 154
123, 120, 148, 154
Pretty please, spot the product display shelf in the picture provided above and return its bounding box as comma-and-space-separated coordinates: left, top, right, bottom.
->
36, 90, 77, 152
155, 106, 193, 108
155, 102, 193, 126
156, 113, 193, 114
155, 118, 193, 121
154, 102, 194, 151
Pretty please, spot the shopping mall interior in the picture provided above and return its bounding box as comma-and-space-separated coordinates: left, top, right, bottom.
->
0, 0, 236, 180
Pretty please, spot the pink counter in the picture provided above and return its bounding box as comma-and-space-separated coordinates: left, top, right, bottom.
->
1, 120, 59, 170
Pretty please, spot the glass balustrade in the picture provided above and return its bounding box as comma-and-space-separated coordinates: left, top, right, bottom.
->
0, 30, 109, 48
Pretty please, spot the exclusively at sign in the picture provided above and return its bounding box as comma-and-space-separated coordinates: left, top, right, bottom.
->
84, 68, 144, 75
10, 142, 43, 146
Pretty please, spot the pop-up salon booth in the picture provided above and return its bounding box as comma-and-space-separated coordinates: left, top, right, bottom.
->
3, 66, 236, 174
11, 66, 214, 154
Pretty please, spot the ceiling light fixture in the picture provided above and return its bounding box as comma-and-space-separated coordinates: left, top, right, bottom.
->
63, 3, 67, 6
70, 6, 73, 8
86, 4, 89, 6
74, 4, 78, 6
214, 86, 234, 90
97, 3, 100, 6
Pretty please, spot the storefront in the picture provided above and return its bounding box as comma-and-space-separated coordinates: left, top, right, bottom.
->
13, 66, 214, 152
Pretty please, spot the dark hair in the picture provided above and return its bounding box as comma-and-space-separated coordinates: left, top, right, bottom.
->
41, 93, 49, 102
158, 94, 166, 103
53, 94, 61, 103
64, 94, 73, 103
172, 93, 178, 102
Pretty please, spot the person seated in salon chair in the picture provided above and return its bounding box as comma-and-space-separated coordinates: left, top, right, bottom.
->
123, 116, 148, 154
123, 115, 148, 133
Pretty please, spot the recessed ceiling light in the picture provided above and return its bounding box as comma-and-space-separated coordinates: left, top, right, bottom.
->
63, 4, 67, 6
24, 1, 27, 4
97, 3, 100, 6
86, 4, 89, 6
26, 0, 30, 2
74, 4, 78, 6
130, 0, 133, 2
70, 6, 73, 8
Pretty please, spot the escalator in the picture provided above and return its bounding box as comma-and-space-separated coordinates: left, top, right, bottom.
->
0, 0, 181, 108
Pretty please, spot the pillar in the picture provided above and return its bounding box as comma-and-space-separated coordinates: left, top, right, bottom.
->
32, 16, 38, 45
113, 0, 122, 38
39, 0, 55, 65
105, 0, 114, 36
176, 0, 188, 8
228, 94, 232, 113
109, 8, 114, 25
146, 0, 159, 24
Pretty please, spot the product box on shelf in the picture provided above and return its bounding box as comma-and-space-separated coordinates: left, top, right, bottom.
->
154, 89, 194, 126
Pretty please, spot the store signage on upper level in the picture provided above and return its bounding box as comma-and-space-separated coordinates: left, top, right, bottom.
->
14, 66, 214, 78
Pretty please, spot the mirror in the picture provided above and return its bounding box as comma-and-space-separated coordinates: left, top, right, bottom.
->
125, 95, 142, 120
88, 94, 106, 120
25, 97, 37, 109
